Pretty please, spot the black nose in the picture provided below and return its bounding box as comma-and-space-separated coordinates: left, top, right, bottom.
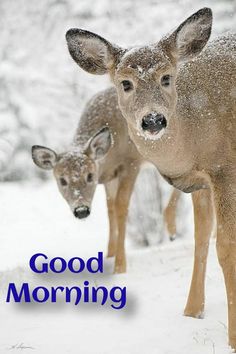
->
141, 112, 167, 134
74, 206, 90, 219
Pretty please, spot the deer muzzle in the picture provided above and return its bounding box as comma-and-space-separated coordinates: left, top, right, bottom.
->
74, 206, 91, 219
141, 112, 167, 134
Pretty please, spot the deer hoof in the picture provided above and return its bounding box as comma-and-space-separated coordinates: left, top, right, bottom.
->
169, 234, 176, 242
184, 308, 204, 319
229, 338, 236, 352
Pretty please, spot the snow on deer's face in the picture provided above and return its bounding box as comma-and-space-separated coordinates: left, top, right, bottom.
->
32, 127, 112, 219
53, 152, 97, 219
66, 8, 212, 141
113, 46, 178, 141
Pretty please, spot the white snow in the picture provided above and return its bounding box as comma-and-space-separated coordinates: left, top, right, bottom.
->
1, 0, 236, 353
0, 180, 233, 354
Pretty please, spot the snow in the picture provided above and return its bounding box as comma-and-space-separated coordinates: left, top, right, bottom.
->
1, 0, 236, 352
0, 180, 233, 354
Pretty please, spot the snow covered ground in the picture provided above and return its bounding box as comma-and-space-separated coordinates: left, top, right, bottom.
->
1, 0, 236, 353
1, 0, 235, 181
0, 181, 233, 354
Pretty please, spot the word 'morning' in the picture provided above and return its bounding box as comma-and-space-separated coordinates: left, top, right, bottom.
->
6, 281, 126, 309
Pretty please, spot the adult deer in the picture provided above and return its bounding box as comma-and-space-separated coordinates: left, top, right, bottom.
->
32, 88, 179, 273
66, 8, 236, 350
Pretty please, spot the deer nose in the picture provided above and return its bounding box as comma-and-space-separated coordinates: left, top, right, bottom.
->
74, 206, 90, 219
141, 112, 167, 134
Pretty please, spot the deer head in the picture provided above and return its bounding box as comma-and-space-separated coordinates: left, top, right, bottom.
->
66, 8, 212, 141
32, 127, 112, 219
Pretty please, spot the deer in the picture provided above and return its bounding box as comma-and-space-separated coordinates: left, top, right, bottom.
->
31, 87, 180, 274
65, 7, 236, 350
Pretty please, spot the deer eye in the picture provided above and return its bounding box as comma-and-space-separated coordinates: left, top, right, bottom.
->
121, 80, 133, 92
60, 177, 67, 186
87, 173, 93, 183
161, 75, 171, 87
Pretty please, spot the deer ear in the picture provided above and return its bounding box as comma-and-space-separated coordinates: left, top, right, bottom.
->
66, 29, 122, 75
84, 127, 112, 160
165, 8, 212, 63
32, 145, 57, 170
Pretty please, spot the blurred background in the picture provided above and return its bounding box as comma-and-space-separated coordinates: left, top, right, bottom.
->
0, 4, 235, 352
0, 0, 235, 245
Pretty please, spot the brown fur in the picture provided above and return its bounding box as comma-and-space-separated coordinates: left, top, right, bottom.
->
66, 7, 236, 349
32, 88, 179, 273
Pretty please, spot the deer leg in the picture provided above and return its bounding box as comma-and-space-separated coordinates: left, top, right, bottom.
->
164, 188, 181, 241
212, 175, 236, 351
184, 188, 213, 319
105, 179, 119, 258
114, 166, 139, 274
